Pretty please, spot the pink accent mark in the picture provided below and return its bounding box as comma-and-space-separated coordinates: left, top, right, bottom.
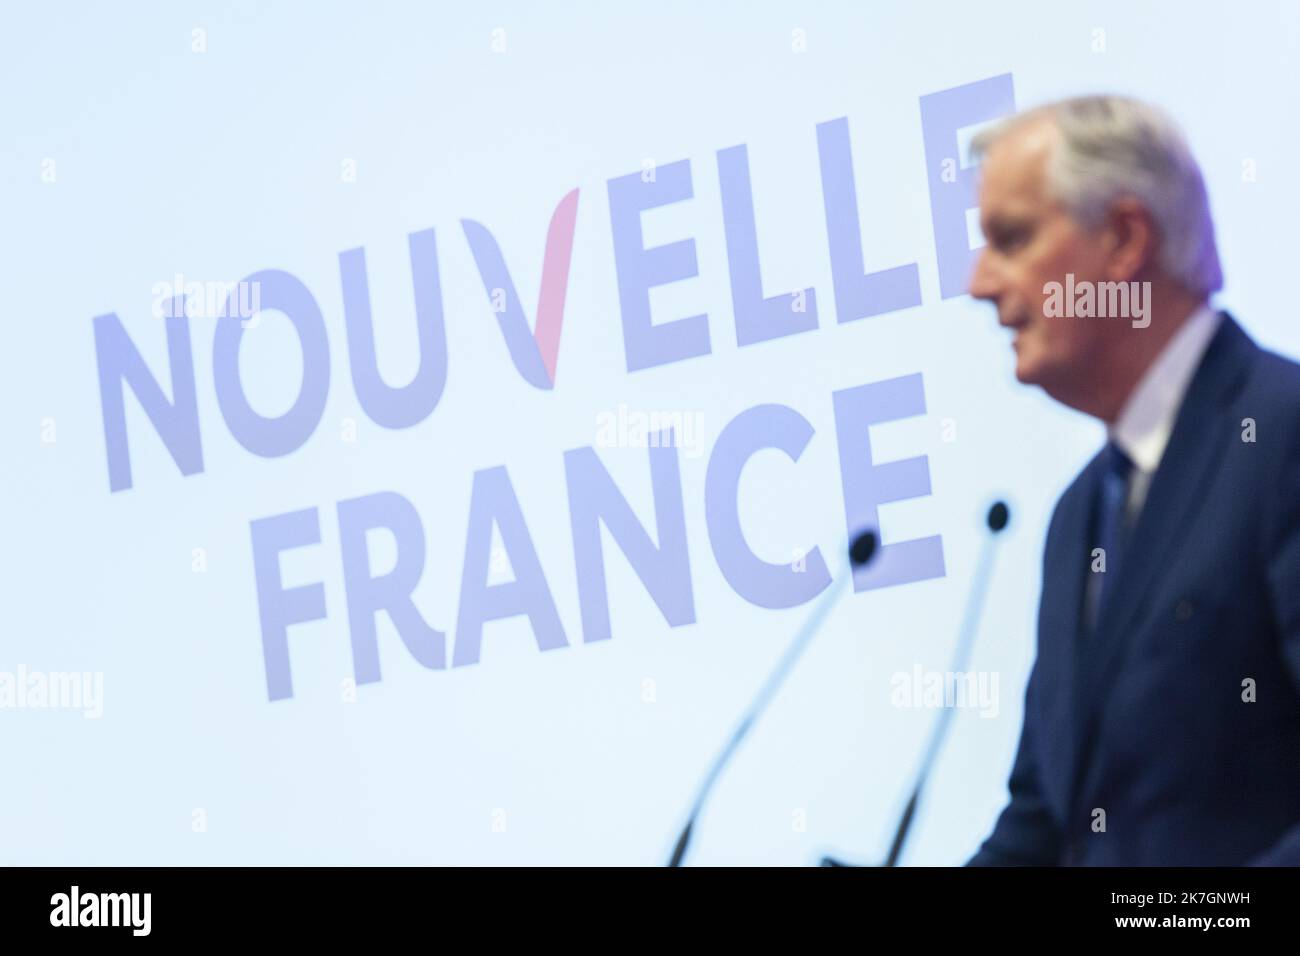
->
534, 188, 580, 385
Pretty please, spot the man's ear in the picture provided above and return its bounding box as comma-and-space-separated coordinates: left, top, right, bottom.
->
1102, 198, 1157, 282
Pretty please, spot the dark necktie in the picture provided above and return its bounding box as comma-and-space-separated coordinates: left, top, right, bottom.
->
1090, 441, 1135, 630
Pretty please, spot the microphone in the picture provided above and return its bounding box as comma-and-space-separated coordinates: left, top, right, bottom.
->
821, 501, 1011, 868
667, 529, 880, 868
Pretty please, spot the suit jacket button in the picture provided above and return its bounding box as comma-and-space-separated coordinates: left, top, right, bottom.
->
1175, 599, 1195, 622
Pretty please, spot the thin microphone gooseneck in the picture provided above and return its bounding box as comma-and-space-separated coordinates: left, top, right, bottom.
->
667, 530, 880, 868
879, 500, 1011, 868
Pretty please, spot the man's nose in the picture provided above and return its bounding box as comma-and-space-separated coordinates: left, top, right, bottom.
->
968, 247, 998, 302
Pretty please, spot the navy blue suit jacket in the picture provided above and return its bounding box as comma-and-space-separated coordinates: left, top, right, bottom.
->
970, 314, 1300, 866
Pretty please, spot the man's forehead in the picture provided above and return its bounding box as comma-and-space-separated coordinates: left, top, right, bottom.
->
979, 120, 1058, 210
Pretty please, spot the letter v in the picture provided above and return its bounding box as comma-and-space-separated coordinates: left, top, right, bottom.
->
461, 189, 579, 389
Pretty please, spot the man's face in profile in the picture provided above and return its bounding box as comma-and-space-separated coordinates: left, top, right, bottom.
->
969, 120, 1113, 402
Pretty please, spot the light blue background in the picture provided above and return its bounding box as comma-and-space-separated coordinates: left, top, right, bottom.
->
3, 1, 1298, 865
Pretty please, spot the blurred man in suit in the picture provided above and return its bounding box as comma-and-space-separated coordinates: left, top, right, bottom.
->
966, 95, 1300, 865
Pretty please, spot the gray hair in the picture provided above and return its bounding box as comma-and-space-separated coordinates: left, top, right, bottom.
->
971, 95, 1223, 295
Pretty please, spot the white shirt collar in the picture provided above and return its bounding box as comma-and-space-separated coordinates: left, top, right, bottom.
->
1109, 304, 1222, 473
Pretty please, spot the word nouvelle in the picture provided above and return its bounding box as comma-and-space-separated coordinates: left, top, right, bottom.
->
50, 886, 151, 936
91, 75, 1015, 701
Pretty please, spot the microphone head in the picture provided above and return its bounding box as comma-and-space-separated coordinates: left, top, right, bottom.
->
849, 530, 878, 568
987, 501, 1010, 533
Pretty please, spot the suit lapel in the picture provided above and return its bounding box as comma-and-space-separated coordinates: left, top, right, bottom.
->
1038, 469, 1097, 818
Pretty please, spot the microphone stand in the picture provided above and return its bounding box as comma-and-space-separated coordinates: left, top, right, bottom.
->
822, 501, 1010, 867
667, 531, 879, 867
